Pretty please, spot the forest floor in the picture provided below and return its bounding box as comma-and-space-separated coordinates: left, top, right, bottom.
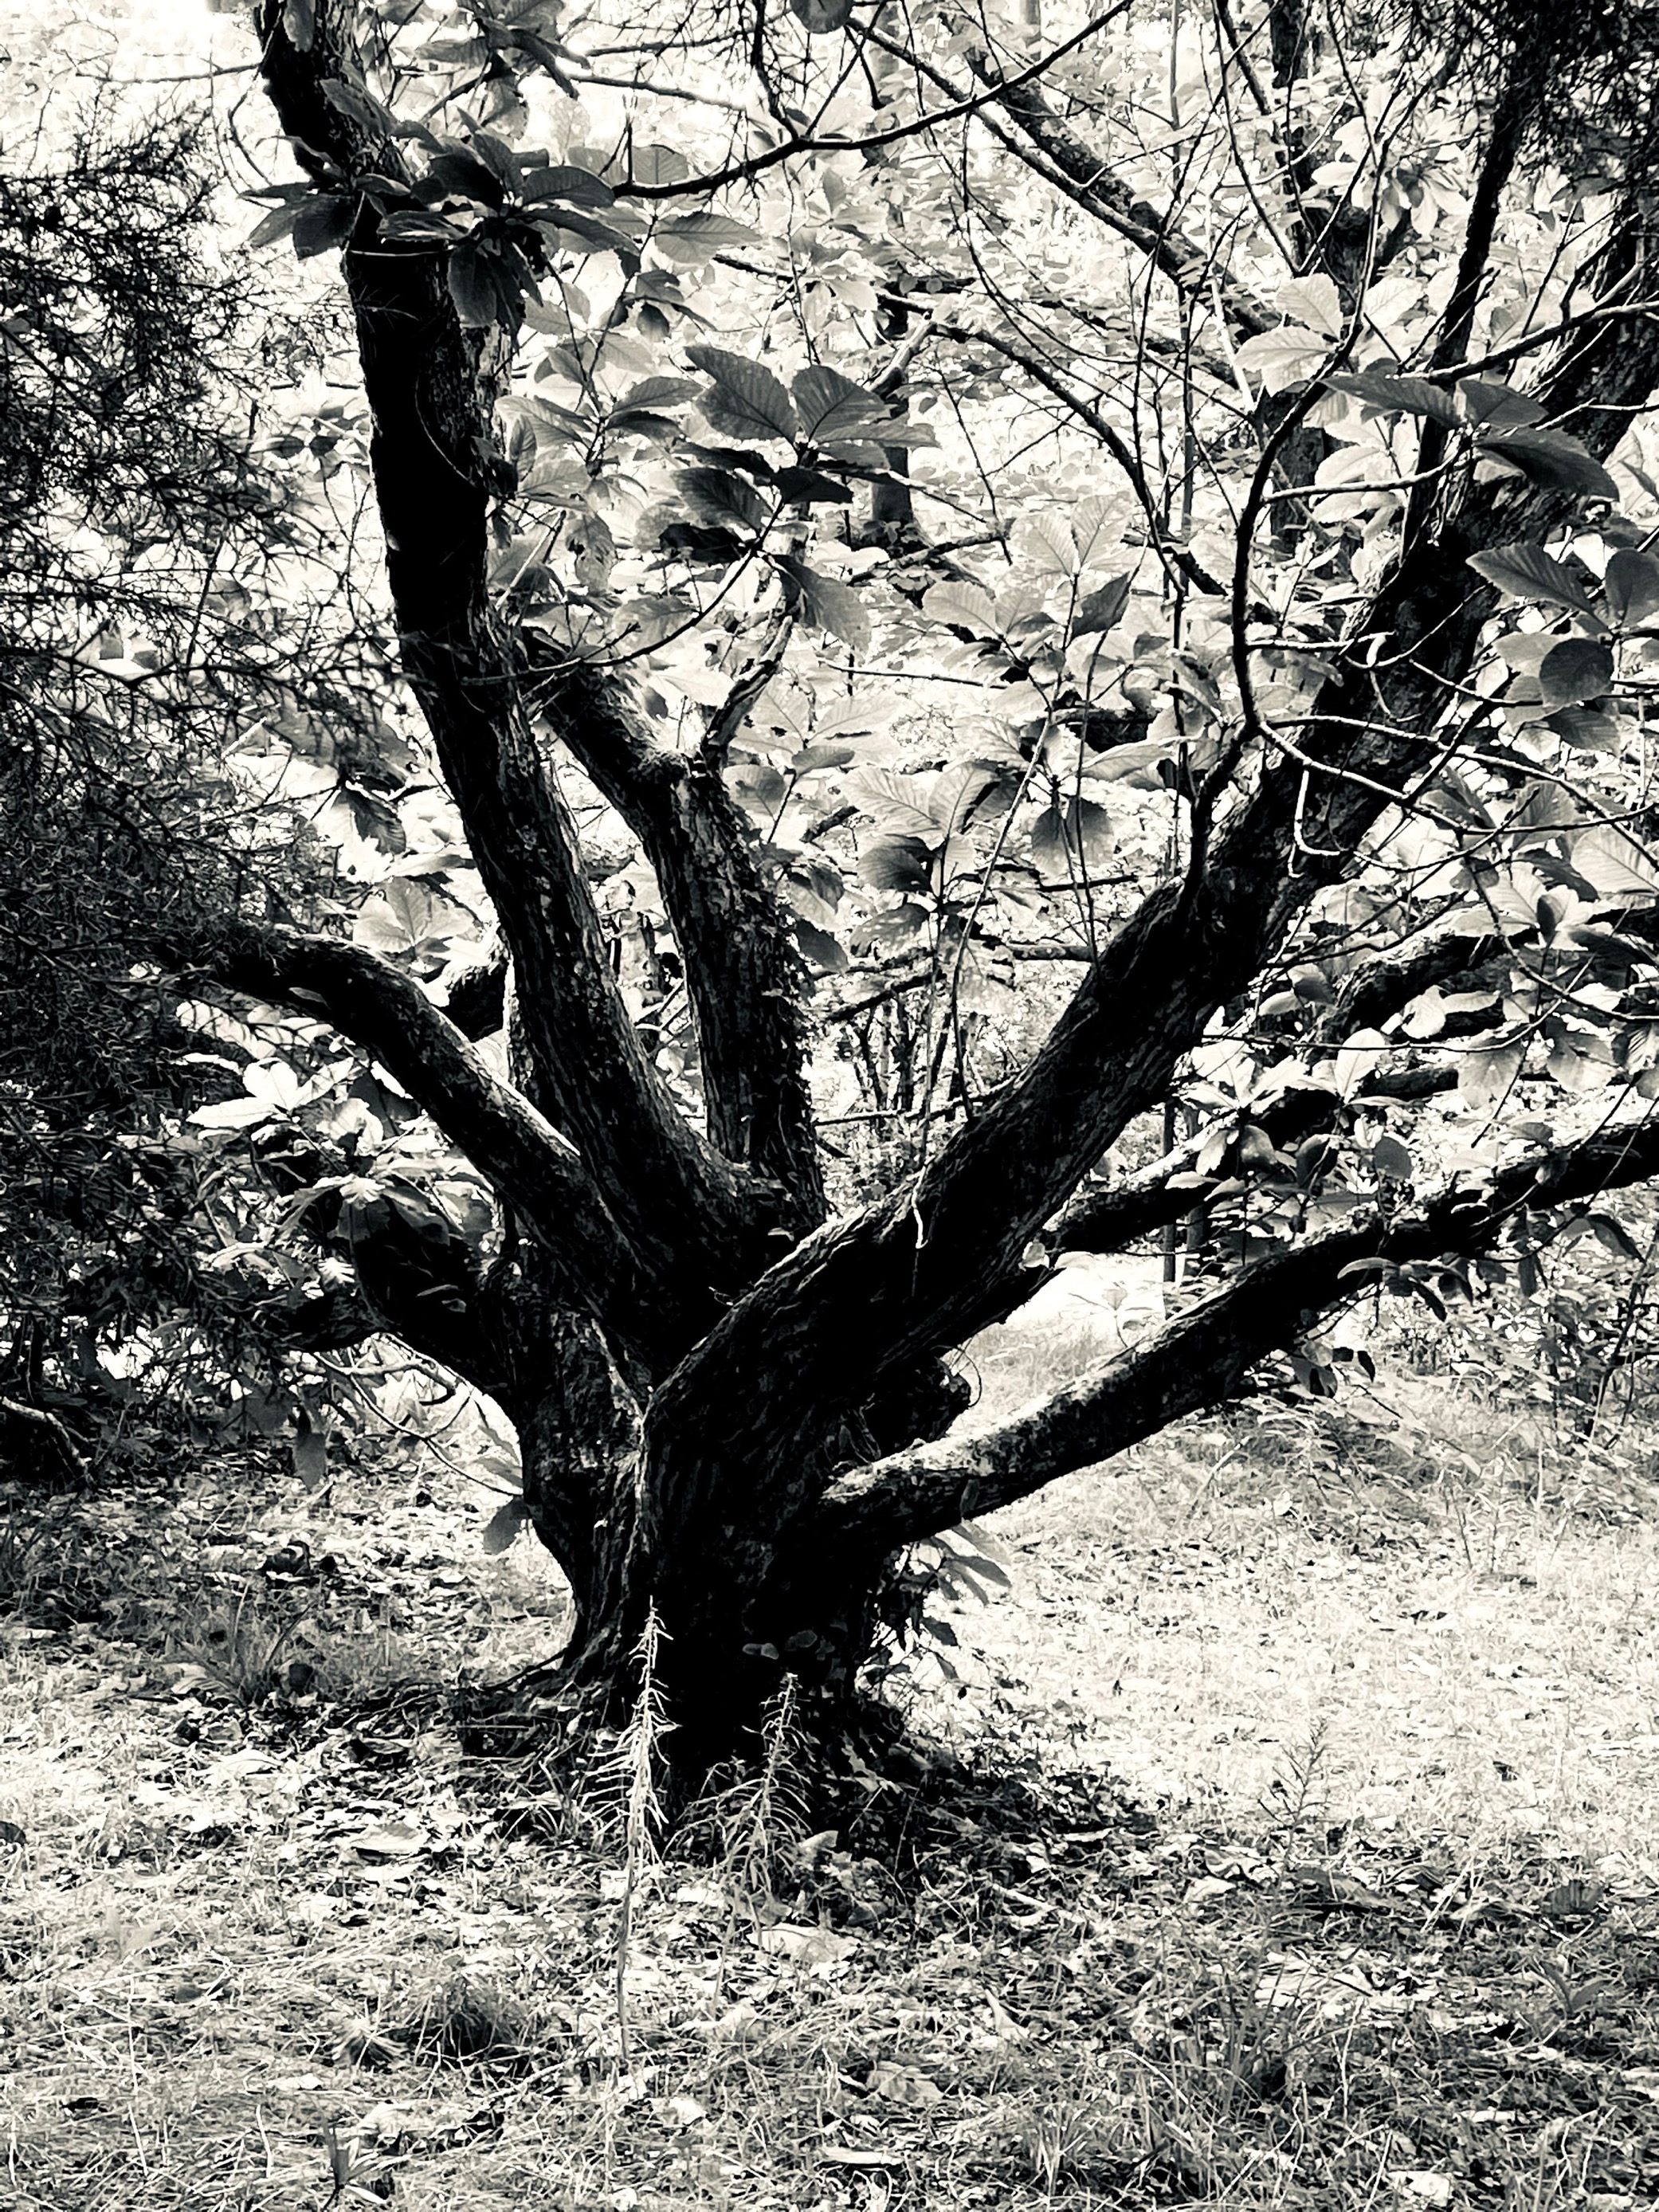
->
2, 1327, 1659, 2211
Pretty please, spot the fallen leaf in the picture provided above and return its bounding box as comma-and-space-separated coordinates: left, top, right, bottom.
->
759, 1924, 857, 1966
350, 1819, 426, 1859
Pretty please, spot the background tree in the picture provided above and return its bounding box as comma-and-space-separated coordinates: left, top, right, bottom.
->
139, 0, 1659, 1778
0, 101, 430, 1457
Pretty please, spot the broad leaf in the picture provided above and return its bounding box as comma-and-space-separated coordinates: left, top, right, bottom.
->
1467, 543, 1602, 622
791, 364, 888, 443
676, 466, 769, 531
654, 212, 764, 262
1326, 371, 1461, 426
790, 0, 854, 25
922, 580, 999, 636
685, 345, 798, 441
1459, 1041, 1525, 1112
1570, 823, 1659, 900
858, 837, 933, 892
784, 560, 869, 652
1277, 273, 1344, 337
292, 194, 355, 259
1233, 330, 1330, 393
1605, 547, 1659, 626
772, 465, 853, 505
1013, 512, 1078, 576
1371, 1134, 1415, 1181
1537, 636, 1614, 710
481, 1496, 533, 1555
1073, 573, 1133, 638
1459, 378, 1547, 430
1481, 429, 1618, 501
794, 919, 847, 971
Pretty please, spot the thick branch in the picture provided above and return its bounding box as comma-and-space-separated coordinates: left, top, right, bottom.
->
192, 922, 701, 1369
1050, 1065, 1457, 1257
869, 25, 1271, 336
810, 1115, 1659, 1555
257, 2, 777, 1293
642, 256, 1659, 1553
545, 661, 826, 1227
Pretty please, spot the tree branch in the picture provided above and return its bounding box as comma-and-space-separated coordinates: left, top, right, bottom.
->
191, 921, 704, 1370
809, 1114, 1659, 1555
544, 661, 826, 1226
867, 23, 1272, 338
256, 0, 781, 1295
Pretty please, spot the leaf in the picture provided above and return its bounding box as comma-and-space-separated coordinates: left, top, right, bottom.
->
244, 196, 309, 252
354, 880, 465, 958
1233, 330, 1330, 393
1013, 512, 1077, 575
1326, 371, 1461, 426
520, 163, 618, 209
684, 344, 798, 441
1605, 547, 1659, 626
282, 0, 315, 49
447, 241, 520, 330
623, 143, 691, 188
790, 0, 855, 25
481, 1496, 532, 1554
1029, 802, 1069, 875
921, 580, 999, 636
1072, 573, 1133, 638
292, 194, 355, 259
1458, 378, 1547, 430
1537, 636, 1614, 709
1481, 429, 1618, 501
321, 76, 397, 135
1236, 1124, 1279, 1172
189, 1096, 274, 1131
351, 1821, 425, 1859
1466, 543, 1602, 621
291, 1425, 329, 1490
1085, 737, 1171, 786
759, 1924, 857, 1963
1569, 823, 1659, 899
791, 363, 888, 442
859, 837, 933, 892
1589, 1213, 1642, 1261
1032, 797, 1114, 875
1371, 1134, 1415, 1181
1332, 1026, 1389, 1101
784, 561, 869, 653
844, 768, 947, 841
1277, 273, 1344, 337
771, 465, 853, 504
794, 919, 847, 972
676, 465, 768, 531
1459, 1041, 1525, 1112
653, 211, 763, 262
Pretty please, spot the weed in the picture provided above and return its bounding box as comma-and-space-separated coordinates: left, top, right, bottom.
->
404, 1973, 533, 2063
165, 1590, 310, 1707
610, 1605, 669, 2072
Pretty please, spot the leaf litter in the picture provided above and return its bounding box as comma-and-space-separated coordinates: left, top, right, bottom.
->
1, 1390, 1658, 2209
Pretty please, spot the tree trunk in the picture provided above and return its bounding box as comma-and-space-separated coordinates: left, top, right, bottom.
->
500, 1238, 972, 1780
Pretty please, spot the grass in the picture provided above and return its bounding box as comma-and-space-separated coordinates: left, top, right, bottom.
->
0, 1331, 1657, 2210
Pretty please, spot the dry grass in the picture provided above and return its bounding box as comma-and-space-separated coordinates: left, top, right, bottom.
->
1, 1334, 1657, 2211
938, 1312, 1659, 1870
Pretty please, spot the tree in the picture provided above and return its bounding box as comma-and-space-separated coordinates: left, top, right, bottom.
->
0, 101, 413, 1441
166, 0, 1659, 1776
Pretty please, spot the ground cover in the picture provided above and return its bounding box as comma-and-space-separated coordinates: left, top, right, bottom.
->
2, 1340, 1657, 2211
